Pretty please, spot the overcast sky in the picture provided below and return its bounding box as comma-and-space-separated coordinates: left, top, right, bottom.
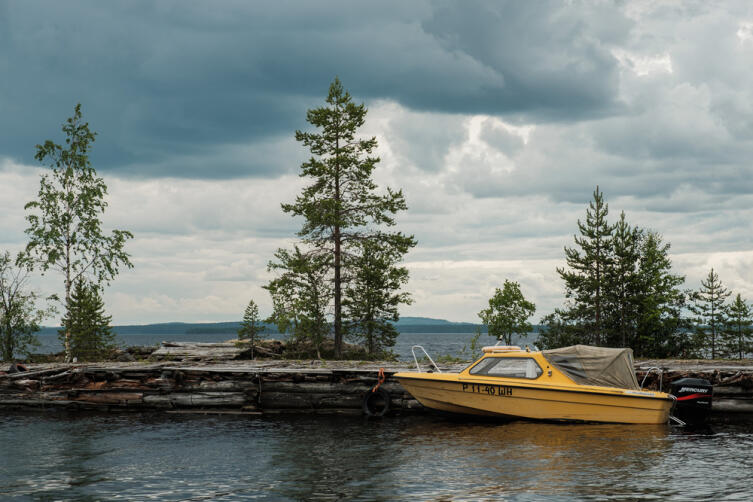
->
2, 0, 753, 325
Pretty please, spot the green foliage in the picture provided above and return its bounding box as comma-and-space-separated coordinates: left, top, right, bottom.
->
279, 77, 415, 358
343, 238, 412, 357
633, 232, 688, 358
237, 299, 263, 358
0, 252, 55, 361
537, 310, 583, 350
59, 279, 115, 361
461, 328, 484, 361
725, 294, 753, 359
265, 247, 331, 359
689, 268, 731, 359
557, 186, 614, 345
548, 187, 689, 357
605, 212, 642, 348
478, 280, 536, 345
23, 104, 133, 361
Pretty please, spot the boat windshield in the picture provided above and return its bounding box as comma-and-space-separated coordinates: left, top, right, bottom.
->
469, 357, 542, 379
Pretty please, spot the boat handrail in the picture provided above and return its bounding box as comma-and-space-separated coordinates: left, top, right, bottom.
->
640, 366, 663, 392
482, 345, 522, 353
411, 345, 442, 373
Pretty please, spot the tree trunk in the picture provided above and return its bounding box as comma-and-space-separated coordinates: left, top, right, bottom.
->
333, 128, 342, 359
334, 231, 341, 359
64, 242, 72, 362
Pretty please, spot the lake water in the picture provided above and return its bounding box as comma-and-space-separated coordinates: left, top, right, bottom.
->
1, 411, 752, 501
32, 331, 539, 361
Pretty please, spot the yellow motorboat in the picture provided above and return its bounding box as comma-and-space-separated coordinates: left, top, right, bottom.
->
394, 344, 674, 424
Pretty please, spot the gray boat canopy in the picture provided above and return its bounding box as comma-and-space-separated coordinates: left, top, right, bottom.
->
542, 345, 640, 390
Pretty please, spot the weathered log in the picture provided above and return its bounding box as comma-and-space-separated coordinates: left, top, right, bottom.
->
713, 398, 753, 413
142, 392, 248, 407
72, 392, 144, 405
152, 342, 246, 361
182, 380, 260, 392
259, 391, 364, 409
2, 367, 69, 381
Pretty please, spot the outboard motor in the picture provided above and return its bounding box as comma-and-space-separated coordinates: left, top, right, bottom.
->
670, 377, 713, 424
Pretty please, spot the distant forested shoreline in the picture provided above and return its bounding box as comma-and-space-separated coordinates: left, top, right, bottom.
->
33, 317, 534, 336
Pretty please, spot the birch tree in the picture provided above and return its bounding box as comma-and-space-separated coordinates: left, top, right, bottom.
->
0, 252, 54, 361
23, 104, 132, 361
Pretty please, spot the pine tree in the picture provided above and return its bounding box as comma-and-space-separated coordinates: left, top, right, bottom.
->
634, 232, 687, 357
605, 212, 642, 348
237, 299, 263, 358
343, 239, 412, 358
59, 280, 115, 361
478, 280, 536, 346
557, 186, 615, 345
280, 78, 415, 358
724, 294, 753, 359
690, 268, 731, 359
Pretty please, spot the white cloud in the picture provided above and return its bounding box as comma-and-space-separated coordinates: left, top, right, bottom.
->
737, 21, 753, 43
612, 49, 673, 76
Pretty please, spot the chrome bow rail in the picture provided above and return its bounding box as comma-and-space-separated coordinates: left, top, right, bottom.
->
411, 345, 442, 373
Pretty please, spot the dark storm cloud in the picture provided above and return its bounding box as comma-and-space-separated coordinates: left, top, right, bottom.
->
1, 0, 627, 178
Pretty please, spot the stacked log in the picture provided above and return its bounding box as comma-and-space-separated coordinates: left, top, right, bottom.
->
0, 363, 420, 414
150, 340, 283, 361
3, 358, 753, 417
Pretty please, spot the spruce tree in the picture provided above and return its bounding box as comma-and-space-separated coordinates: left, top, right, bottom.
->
724, 294, 752, 359
557, 187, 614, 345
343, 239, 412, 357
59, 280, 115, 361
606, 212, 642, 347
265, 247, 331, 359
280, 78, 415, 358
634, 232, 687, 357
690, 268, 731, 359
237, 299, 263, 358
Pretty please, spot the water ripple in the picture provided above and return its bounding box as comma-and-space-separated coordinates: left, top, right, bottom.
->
1, 412, 752, 501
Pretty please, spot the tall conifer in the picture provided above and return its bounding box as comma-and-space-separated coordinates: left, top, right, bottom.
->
690, 268, 731, 358
634, 232, 687, 357
557, 186, 614, 345
279, 78, 415, 357
606, 212, 641, 347
724, 293, 752, 359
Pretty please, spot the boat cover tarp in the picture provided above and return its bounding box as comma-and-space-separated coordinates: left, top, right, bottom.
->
542, 345, 639, 390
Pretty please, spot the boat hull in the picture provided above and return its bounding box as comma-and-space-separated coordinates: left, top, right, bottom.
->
395, 375, 673, 424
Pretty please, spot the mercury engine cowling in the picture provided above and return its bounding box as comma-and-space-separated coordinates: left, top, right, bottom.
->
670, 377, 713, 424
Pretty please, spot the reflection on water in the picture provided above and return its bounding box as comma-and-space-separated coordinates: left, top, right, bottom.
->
1, 412, 752, 501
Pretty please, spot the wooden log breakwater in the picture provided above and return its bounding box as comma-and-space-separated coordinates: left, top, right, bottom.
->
0, 361, 428, 415
3, 342, 753, 418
